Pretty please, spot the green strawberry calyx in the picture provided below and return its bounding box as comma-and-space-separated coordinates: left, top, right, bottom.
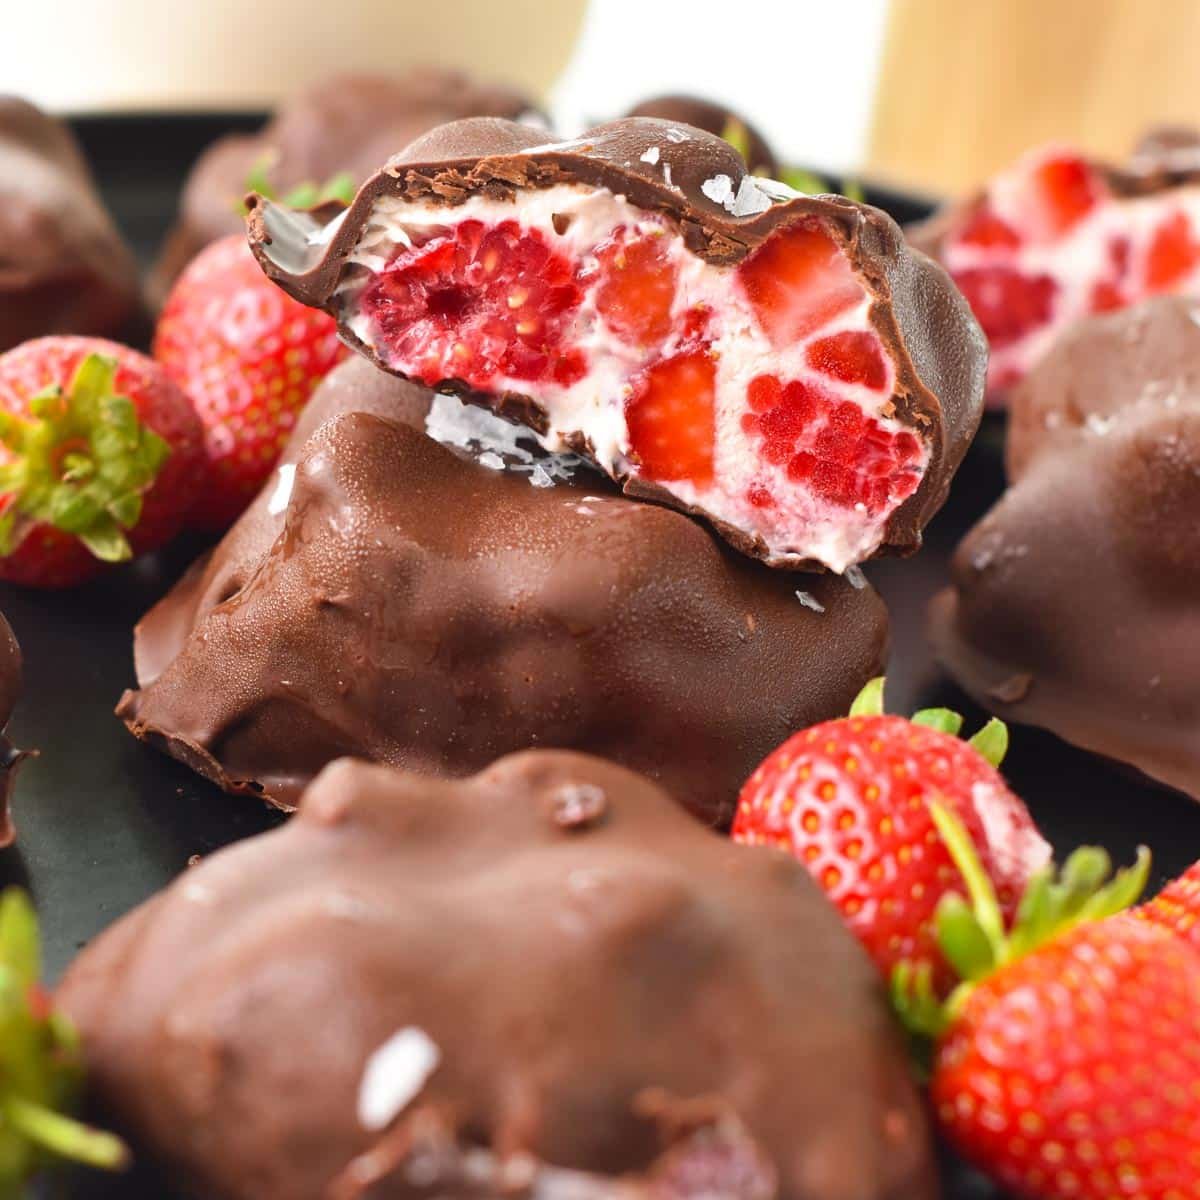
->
892, 802, 1150, 1041
240, 154, 357, 214
0, 354, 170, 564
0, 888, 128, 1185
847, 676, 1009, 768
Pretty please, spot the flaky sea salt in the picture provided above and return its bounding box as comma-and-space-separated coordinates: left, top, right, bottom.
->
795, 590, 826, 613
701, 174, 736, 210
639, 146, 661, 165
844, 564, 867, 589
357, 1028, 441, 1131
731, 176, 773, 217
478, 451, 505, 470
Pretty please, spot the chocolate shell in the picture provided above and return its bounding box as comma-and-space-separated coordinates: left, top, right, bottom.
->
246, 116, 986, 573
118, 356, 888, 828
930, 297, 1200, 798
149, 70, 538, 305
624, 93, 778, 175
60, 751, 935, 1200
0, 98, 140, 351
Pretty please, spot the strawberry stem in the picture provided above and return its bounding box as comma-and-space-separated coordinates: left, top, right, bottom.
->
3, 1098, 128, 1171
967, 718, 1008, 768
911, 708, 965, 735
0, 354, 169, 564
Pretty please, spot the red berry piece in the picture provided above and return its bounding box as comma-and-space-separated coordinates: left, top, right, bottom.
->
738, 220, 865, 347
742, 374, 922, 514
625, 349, 716, 485
1146, 210, 1200, 292
958, 206, 1023, 250
805, 331, 888, 389
1031, 154, 1103, 236
592, 228, 678, 348
360, 219, 586, 390
951, 266, 1057, 349
1137, 860, 1200, 949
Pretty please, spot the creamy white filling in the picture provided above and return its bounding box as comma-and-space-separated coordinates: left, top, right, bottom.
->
944, 154, 1200, 383
342, 185, 927, 570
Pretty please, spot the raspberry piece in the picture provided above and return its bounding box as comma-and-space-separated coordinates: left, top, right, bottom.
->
360, 219, 586, 389
625, 349, 716, 484
951, 267, 1057, 349
1146, 211, 1200, 291
958, 207, 1022, 250
1031, 154, 1102, 236
805, 331, 888, 389
743, 374, 922, 514
592, 228, 678, 347
738, 221, 864, 348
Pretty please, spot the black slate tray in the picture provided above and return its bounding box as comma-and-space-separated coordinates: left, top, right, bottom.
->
10, 115, 1198, 1200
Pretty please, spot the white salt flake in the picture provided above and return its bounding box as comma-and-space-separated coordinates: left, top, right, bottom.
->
357, 1027, 441, 1131
795, 590, 826, 614
639, 146, 661, 165
478, 451, 505, 470
529, 464, 554, 488
844, 564, 867, 590
701, 174, 736, 210
661, 162, 674, 188
665, 127, 689, 143
750, 176, 801, 203
267, 463, 296, 516
731, 176, 772, 217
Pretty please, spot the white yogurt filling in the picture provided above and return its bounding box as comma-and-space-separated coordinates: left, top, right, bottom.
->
341, 184, 928, 571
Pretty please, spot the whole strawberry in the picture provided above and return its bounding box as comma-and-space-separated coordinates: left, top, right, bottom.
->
154, 234, 346, 530
896, 808, 1175, 1200
732, 678, 1050, 988
1137, 860, 1200, 947
0, 337, 203, 588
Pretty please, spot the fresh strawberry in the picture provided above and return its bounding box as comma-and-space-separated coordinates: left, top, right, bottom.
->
624, 348, 716, 484
1145, 210, 1200, 292
732, 678, 1050, 990
895, 807, 1174, 1200
1136, 859, 1200, 948
154, 234, 347, 531
1030, 154, 1103, 236
0, 338, 203, 588
592, 227, 679, 348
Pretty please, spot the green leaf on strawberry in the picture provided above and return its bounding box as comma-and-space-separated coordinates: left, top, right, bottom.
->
0, 889, 128, 1192
893, 801, 1151, 1040
0, 354, 170, 564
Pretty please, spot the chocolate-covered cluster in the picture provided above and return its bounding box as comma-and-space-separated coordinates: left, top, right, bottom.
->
0, 98, 140, 351
61, 751, 934, 1200
930, 296, 1200, 798
119, 357, 888, 827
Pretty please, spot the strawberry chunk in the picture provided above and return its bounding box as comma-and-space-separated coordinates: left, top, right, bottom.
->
805, 331, 888, 389
738, 221, 865, 348
957, 206, 1023, 250
951, 267, 1057, 349
1146, 210, 1200, 291
592, 228, 678, 348
625, 350, 716, 485
360, 219, 586, 389
1031, 154, 1102, 237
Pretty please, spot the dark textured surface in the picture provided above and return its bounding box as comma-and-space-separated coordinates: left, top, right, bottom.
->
1, 115, 1194, 1200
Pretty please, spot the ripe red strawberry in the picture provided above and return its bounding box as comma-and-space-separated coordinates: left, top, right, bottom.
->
732, 678, 1050, 990
894, 806, 1178, 1200
1136, 859, 1200, 948
0, 337, 204, 588
624, 348, 716, 484
154, 234, 346, 531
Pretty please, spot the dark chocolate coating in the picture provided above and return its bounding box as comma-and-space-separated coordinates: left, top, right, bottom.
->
118, 356, 888, 828
0, 97, 140, 351
624, 94, 778, 175
246, 115, 987, 570
930, 297, 1200, 798
149, 70, 538, 305
60, 751, 934, 1200
0, 612, 29, 847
